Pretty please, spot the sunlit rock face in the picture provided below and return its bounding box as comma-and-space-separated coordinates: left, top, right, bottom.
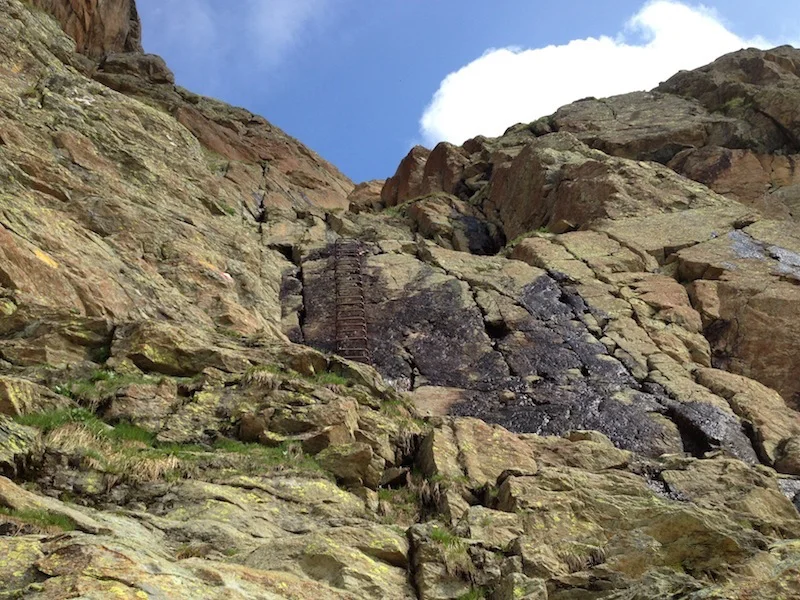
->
30, 0, 142, 58
2, 0, 800, 597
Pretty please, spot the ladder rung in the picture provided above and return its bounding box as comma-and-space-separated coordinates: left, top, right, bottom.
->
334, 239, 370, 364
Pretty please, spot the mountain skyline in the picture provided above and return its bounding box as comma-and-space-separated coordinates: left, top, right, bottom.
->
137, 0, 800, 182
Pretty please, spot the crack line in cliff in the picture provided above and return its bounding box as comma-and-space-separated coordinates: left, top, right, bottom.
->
296, 258, 308, 340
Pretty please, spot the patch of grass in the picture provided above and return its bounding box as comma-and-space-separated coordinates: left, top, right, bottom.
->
88, 369, 116, 383
431, 526, 462, 548
213, 438, 256, 453
430, 525, 475, 579
119, 454, 183, 482
311, 372, 349, 386
377, 486, 417, 506
47, 423, 106, 455
383, 206, 403, 217
42, 421, 192, 483
377, 486, 419, 526
0, 507, 76, 532
246, 364, 351, 389
213, 438, 324, 473
19, 404, 327, 487
16, 409, 156, 446
156, 442, 207, 455
247, 364, 285, 376
428, 473, 470, 486
218, 327, 244, 339
52, 371, 161, 404
20, 85, 39, 99
383, 199, 414, 218
457, 589, 486, 600
242, 365, 284, 390
506, 226, 550, 249
379, 397, 410, 417
108, 422, 157, 445
15, 407, 105, 435
380, 398, 428, 429
221, 204, 237, 216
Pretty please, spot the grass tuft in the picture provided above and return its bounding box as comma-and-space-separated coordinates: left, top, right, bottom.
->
457, 589, 486, 600
430, 525, 462, 548
0, 507, 76, 532
212, 438, 324, 473
15, 407, 106, 435
108, 422, 157, 445
52, 370, 162, 405
311, 372, 349, 386
430, 525, 475, 579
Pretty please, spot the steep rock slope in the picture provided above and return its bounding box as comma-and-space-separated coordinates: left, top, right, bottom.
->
382, 51, 800, 408
1, 2, 800, 599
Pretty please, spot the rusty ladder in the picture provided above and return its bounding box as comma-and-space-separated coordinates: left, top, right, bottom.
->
334, 239, 370, 364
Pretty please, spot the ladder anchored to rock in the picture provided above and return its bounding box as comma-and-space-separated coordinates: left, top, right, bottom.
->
334, 239, 371, 364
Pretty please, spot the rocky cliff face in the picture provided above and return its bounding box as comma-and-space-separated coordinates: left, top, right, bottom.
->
381, 48, 800, 409
2, 1, 800, 598
30, 0, 142, 57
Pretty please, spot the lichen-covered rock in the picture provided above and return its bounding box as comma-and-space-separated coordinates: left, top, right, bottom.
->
0, 416, 42, 477
242, 525, 414, 599
4, 2, 800, 598
0, 376, 70, 417
348, 179, 385, 213
0, 537, 44, 592
316, 442, 379, 488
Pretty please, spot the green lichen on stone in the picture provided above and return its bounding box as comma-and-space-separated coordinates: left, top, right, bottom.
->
0, 414, 40, 473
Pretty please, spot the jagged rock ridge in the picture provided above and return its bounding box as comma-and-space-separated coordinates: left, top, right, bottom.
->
1, 1, 800, 598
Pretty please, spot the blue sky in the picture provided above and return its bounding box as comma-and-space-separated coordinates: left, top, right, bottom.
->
138, 1, 800, 183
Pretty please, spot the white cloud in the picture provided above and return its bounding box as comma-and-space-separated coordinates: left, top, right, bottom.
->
140, 0, 333, 72
248, 0, 331, 66
419, 1, 778, 146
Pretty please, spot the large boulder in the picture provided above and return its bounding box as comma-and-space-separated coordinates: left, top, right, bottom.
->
658, 45, 800, 151
381, 145, 431, 206
669, 146, 800, 219
550, 91, 750, 163
485, 132, 742, 241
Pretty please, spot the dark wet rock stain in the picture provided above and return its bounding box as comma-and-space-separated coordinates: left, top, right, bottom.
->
295, 245, 761, 462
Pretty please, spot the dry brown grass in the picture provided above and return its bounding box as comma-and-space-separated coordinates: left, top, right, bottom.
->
45, 423, 191, 484
46, 422, 110, 454
123, 454, 183, 483
242, 368, 281, 390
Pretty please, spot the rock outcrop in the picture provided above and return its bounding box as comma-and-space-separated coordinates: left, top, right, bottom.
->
30, 0, 142, 58
2, 1, 800, 598
532, 46, 800, 221
380, 47, 800, 409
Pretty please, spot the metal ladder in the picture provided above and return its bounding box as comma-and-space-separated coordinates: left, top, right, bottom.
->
334, 239, 370, 364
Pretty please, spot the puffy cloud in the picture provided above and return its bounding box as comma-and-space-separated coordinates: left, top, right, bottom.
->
419, 1, 776, 146
139, 0, 333, 77
247, 0, 331, 65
